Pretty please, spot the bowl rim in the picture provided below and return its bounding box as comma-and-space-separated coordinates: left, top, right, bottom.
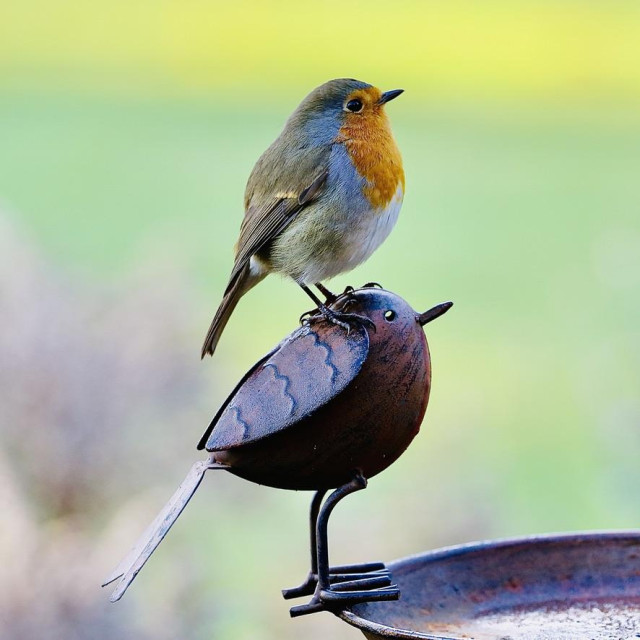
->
337, 529, 640, 640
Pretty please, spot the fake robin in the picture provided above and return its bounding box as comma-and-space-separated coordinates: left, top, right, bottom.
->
105, 287, 451, 616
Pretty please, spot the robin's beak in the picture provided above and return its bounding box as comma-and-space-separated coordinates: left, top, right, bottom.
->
417, 301, 453, 326
378, 89, 404, 105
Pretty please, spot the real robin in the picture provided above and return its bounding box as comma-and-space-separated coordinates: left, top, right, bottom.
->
105, 287, 452, 615
201, 78, 405, 358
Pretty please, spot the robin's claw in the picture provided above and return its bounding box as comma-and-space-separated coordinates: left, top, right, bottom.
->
335, 287, 360, 311
362, 282, 383, 289
307, 311, 349, 332
299, 308, 322, 325
310, 307, 376, 333
341, 297, 357, 312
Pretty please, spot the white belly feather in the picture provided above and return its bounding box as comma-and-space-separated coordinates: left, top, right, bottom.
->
342, 184, 403, 271
299, 183, 404, 283
266, 182, 404, 285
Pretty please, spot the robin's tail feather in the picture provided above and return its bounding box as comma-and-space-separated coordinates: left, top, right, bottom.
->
102, 460, 228, 602
201, 264, 264, 359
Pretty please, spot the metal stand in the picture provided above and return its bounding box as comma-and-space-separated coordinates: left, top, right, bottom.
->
283, 473, 400, 617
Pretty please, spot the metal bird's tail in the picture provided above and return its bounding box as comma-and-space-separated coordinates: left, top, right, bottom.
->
102, 459, 227, 602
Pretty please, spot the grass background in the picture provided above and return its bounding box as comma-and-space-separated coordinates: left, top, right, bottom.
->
1, 2, 639, 639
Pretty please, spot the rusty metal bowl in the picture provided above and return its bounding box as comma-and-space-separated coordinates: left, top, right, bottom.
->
339, 531, 640, 639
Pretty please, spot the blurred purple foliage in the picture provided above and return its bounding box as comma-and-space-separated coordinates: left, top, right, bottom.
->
0, 211, 212, 638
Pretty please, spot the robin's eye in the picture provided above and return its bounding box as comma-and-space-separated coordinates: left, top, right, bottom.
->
345, 98, 363, 113
384, 310, 396, 322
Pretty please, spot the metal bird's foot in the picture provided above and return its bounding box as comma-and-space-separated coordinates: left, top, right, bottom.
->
284, 477, 397, 617
282, 561, 387, 599
286, 562, 399, 617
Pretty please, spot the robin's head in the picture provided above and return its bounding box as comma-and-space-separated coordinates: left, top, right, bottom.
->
284, 79, 403, 145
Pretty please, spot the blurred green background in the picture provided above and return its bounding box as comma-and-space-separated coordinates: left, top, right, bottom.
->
1, 1, 639, 639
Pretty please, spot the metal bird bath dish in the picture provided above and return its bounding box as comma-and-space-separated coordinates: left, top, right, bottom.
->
337, 531, 640, 640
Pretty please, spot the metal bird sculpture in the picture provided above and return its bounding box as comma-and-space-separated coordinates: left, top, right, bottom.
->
103, 286, 452, 616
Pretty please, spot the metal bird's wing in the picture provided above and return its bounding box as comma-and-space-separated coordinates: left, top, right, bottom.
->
198, 322, 369, 452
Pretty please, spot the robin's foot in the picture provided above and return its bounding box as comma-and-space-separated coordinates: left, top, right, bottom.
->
362, 281, 383, 289
308, 303, 375, 332
299, 304, 372, 331
299, 307, 319, 325
299, 284, 373, 331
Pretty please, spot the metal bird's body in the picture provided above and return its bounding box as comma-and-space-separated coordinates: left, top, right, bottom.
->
105, 288, 452, 614
202, 79, 405, 357
201, 289, 428, 490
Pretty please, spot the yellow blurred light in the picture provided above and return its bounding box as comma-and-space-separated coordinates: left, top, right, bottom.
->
0, 1, 639, 101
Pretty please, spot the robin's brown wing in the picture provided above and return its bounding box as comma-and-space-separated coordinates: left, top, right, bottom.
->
224, 141, 331, 293
197, 321, 369, 451
225, 169, 328, 291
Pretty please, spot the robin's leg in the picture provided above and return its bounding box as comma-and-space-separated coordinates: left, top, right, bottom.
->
314, 282, 336, 303
288, 473, 399, 618
299, 284, 352, 323
282, 490, 385, 601
299, 284, 374, 331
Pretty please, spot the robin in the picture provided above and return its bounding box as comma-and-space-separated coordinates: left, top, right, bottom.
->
201, 78, 405, 358
104, 287, 452, 615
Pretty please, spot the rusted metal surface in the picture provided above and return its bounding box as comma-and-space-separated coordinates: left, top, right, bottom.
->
206, 288, 449, 491
339, 531, 640, 639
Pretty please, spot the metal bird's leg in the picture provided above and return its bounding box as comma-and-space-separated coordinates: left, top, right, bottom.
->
287, 473, 399, 618
282, 489, 386, 601
282, 490, 327, 599
299, 284, 375, 331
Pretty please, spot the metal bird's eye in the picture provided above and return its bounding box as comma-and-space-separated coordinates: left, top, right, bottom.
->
345, 98, 364, 113
384, 310, 396, 322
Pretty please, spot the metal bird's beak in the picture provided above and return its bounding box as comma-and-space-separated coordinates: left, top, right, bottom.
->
378, 89, 404, 105
417, 301, 453, 326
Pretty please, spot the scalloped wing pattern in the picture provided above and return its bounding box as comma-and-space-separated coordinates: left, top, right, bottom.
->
204, 323, 369, 451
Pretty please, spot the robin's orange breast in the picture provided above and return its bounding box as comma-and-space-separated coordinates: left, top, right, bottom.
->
338, 109, 405, 210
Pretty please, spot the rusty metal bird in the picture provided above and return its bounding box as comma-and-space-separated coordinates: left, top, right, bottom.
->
103, 286, 452, 616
